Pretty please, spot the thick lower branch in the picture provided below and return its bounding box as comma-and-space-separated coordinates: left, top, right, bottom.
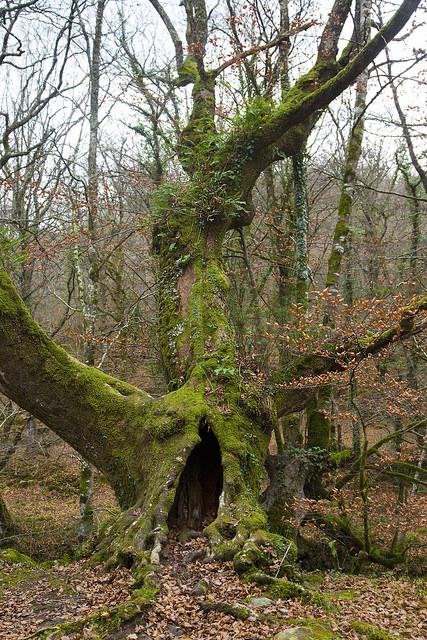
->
0, 268, 151, 505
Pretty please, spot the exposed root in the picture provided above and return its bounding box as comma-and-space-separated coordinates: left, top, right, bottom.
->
32, 579, 158, 639
200, 600, 252, 620
301, 511, 406, 570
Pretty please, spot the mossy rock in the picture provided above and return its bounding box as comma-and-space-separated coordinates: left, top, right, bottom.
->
268, 579, 307, 601
0, 548, 36, 566
273, 622, 338, 639
247, 596, 273, 607
266, 578, 329, 609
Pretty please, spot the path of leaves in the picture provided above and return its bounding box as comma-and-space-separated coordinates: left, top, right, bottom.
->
132, 537, 279, 640
0, 537, 426, 639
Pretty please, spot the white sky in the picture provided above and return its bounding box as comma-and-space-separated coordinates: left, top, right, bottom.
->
1, 0, 426, 181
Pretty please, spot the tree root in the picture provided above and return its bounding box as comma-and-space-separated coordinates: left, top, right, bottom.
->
31, 576, 159, 639
200, 600, 251, 620
301, 511, 405, 569
244, 570, 330, 609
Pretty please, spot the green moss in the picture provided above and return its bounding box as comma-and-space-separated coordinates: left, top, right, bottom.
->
0, 268, 22, 312
330, 449, 352, 467
175, 55, 198, 87
301, 571, 324, 588
0, 548, 36, 566
273, 620, 339, 639
327, 589, 357, 602
144, 384, 207, 439
306, 389, 332, 450
350, 621, 398, 640
265, 577, 330, 609
232, 95, 275, 134
38, 583, 158, 639
0, 564, 38, 596
234, 539, 268, 573
234, 531, 297, 576
267, 579, 307, 601
200, 600, 251, 620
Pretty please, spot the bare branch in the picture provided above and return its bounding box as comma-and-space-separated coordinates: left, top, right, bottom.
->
147, 0, 183, 69
212, 21, 315, 78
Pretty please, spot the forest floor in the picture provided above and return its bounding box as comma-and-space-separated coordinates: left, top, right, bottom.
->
0, 447, 426, 640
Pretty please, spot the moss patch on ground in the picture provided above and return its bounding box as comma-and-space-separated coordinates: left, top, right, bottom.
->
0, 548, 35, 566
38, 584, 158, 639
350, 621, 400, 640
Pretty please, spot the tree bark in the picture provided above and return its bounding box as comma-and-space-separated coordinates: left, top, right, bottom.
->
305, 0, 372, 450
0, 493, 13, 544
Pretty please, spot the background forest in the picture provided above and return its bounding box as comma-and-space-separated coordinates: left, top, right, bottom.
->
0, 1, 426, 639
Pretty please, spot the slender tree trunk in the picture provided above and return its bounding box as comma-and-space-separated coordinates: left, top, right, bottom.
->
0, 494, 13, 545
24, 415, 36, 453
0, 404, 23, 471
77, 457, 94, 543
324, 46, 370, 319
267, 163, 296, 326
344, 233, 354, 305
306, 0, 372, 450
73, 0, 106, 542
292, 149, 310, 306
352, 416, 362, 457
397, 159, 424, 494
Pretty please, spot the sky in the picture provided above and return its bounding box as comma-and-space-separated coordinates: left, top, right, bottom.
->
0, 0, 426, 183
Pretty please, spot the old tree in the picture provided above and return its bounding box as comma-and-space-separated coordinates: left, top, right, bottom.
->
0, 0, 426, 580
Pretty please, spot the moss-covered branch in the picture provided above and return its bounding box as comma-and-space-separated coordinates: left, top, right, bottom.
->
220, 0, 420, 196
275, 296, 427, 416
0, 267, 152, 505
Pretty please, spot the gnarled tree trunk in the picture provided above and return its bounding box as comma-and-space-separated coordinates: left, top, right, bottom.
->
0, 0, 423, 576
